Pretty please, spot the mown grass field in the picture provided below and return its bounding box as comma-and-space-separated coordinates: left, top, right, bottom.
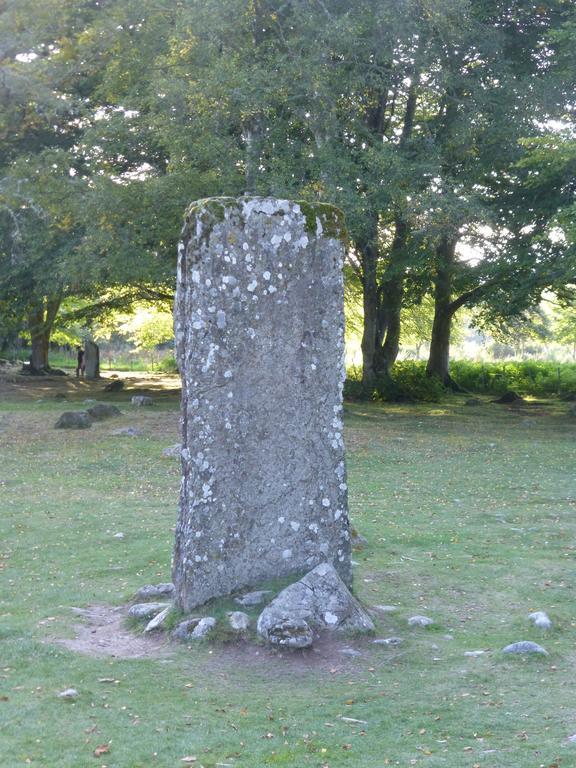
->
1, 374, 576, 767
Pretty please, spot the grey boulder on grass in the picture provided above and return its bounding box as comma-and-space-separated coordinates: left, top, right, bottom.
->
87, 403, 121, 421
257, 563, 374, 649
131, 395, 154, 407
54, 411, 92, 429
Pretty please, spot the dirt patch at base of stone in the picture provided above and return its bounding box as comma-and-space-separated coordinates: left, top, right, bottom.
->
55, 605, 172, 659
54, 603, 379, 676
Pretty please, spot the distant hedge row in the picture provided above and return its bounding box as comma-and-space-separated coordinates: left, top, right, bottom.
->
344, 360, 576, 402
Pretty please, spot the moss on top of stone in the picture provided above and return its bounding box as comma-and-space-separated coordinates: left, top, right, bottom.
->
184, 196, 347, 244
296, 201, 348, 243
185, 197, 239, 224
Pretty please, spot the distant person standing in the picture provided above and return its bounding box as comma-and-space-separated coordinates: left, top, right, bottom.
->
76, 346, 85, 378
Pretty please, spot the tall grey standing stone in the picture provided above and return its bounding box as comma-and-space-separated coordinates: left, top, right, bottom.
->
84, 340, 100, 380
172, 197, 351, 611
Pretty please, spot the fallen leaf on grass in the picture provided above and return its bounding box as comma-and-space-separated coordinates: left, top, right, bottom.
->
94, 744, 110, 757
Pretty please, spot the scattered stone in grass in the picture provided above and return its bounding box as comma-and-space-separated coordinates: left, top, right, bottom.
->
59, 688, 79, 700
128, 602, 171, 620
87, 403, 121, 421
502, 641, 548, 656
172, 618, 202, 641
372, 637, 402, 646
529, 611, 552, 629
492, 390, 524, 404
228, 611, 250, 631
408, 615, 433, 627
54, 411, 92, 429
569, 404, 576, 417
465, 398, 481, 406
162, 444, 181, 458
131, 395, 154, 406
113, 532, 124, 539
103, 379, 124, 392
567, 734, 576, 743
54, 392, 67, 400
136, 583, 175, 601
443, 634, 454, 640
464, 650, 486, 657
235, 590, 273, 607
190, 617, 216, 639
339, 647, 362, 657
372, 605, 398, 614
83, 398, 97, 404
111, 427, 142, 437
144, 606, 172, 633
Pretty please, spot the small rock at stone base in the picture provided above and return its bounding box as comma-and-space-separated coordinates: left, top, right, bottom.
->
128, 602, 171, 620
191, 617, 216, 639
111, 427, 142, 437
372, 637, 403, 646
264, 618, 314, 649
529, 610, 552, 629
228, 611, 250, 631
257, 563, 374, 649
464, 650, 486, 657
136, 583, 175, 601
350, 527, 369, 550
83, 399, 97, 404
87, 403, 121, 421
144, 606, 172, 633
54, 392, 67, 400
502, 641, 548, 656
131, 395, 154, 407
172, 618, 202, 641
54, 411, 92, 429
162, 444, 181, 458
408, 615, 434, 627
235, 590, 273, 607
59, 688, 79, 699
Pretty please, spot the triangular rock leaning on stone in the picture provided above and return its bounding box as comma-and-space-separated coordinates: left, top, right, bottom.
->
257, 563, 374, 648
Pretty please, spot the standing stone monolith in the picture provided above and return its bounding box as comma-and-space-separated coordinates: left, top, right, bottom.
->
84, 340, 100, 379
173, 197, 351, 612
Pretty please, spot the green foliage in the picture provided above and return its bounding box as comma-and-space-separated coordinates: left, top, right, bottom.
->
451, 360, 576, 397
345, 362, 446, 402
156, 354, 178, 374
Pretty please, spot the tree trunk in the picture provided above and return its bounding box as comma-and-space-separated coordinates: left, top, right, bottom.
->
426, 237, 458, 387
27, 295, 62, 374
360, 233, 379, 386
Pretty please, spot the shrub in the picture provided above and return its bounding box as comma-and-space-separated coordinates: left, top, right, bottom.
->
344, 361, 446, 402
157, 355, 179, 374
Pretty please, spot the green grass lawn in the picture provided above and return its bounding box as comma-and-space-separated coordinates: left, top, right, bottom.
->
1, 377, 576, 767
